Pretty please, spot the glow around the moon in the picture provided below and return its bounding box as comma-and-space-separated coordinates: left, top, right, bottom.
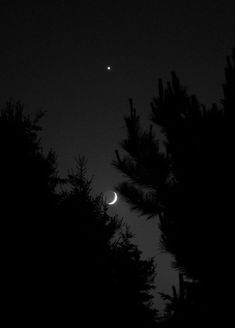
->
103, 190, 118, 205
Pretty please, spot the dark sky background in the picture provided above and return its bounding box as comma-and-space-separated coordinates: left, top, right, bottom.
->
1, 0, 234, 312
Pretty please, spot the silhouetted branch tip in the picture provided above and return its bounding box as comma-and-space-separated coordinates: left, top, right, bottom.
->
115, 149, 121, 164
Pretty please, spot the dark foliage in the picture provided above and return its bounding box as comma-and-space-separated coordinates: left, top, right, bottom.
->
0, 101, 61, 323
113, 48, 235, 325
54, 156, 158, 326
0, 103, 158, 326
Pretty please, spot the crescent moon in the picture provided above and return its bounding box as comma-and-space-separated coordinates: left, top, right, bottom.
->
107, 192, 118, 205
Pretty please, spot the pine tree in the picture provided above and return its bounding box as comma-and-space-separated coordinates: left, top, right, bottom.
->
53, 156, 158, 327
112, 49, 234, 325
0, 101, 61, 324
0, 101, 60, 213
0, 102, 158, 326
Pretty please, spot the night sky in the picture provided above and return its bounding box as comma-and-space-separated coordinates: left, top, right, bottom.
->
1, 0, 234, 311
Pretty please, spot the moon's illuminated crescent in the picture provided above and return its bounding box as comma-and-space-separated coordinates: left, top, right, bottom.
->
107, 191, 118, 205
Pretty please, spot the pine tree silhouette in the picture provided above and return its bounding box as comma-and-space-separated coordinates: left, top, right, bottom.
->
0, 103, 158, 326
0, 101, 61, 324
113, 49, 234, 325
53, 156, 158, 326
